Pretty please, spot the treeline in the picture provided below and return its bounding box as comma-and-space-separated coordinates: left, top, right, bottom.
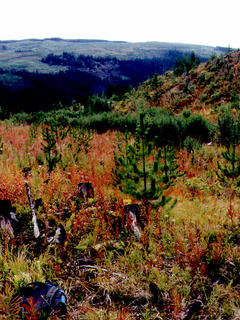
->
173, 52, 201, 76
41, 52, 118, 69
13, 107, 214, 147
41, 50, 205, 86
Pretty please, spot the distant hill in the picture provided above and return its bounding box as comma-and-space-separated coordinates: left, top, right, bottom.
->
0, 38, 228, 115
0, 38, 227, 72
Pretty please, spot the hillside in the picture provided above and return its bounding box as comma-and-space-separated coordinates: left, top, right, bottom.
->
115, 49, 240, 121
0, 38, 227, 72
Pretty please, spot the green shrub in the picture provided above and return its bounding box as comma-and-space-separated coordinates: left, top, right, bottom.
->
183, 136, 201, 154
146, 113, 181, 147
181, 109, 192, 118
87, 93, 111, 113
210, 92, 221, 102
182, 114, 213, 143
12, 106, 214, 148
230, 91, 239, 109
198, 72, 206, 86
217, 106, 238, 147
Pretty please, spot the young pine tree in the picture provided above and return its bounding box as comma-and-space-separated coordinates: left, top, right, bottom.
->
41, 125, 62, 173
41, 116, 69, 172
113, 113, 181, 207
217, 108, 240, 187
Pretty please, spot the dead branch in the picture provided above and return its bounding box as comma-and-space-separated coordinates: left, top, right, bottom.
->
25, 180, 40, 238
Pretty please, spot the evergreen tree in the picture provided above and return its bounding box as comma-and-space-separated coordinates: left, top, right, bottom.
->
173, 51, 200, 76
159, 144, 183, 185
113, 113, 182, 207
41, 118, 68, 172
41, 126, 62, 173
217, 107, 240, 187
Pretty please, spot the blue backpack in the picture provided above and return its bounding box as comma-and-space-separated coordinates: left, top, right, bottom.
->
11, 282, 67, 319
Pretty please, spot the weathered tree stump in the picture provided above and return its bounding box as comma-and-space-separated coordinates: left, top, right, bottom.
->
76, 182, 94, 200
0, 199, 18, 236
123, 204, 142, 239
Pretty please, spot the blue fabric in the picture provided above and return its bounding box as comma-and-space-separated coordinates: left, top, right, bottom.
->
18, 282, 67, 318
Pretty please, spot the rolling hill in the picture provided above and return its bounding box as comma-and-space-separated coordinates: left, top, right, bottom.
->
0, 38, 227, 72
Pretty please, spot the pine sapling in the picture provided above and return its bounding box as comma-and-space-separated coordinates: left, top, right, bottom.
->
41, 125, 62, 173
217, 108, 240, 188
113, 112, 182, 208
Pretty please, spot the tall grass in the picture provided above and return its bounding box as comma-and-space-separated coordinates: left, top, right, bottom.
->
0, 121, 239, 319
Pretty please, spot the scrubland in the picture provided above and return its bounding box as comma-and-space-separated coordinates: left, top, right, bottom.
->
0, 118, 239, 320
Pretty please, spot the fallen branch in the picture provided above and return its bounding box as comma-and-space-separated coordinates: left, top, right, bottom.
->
25, 180, 40, 238
78, 265, 125, 278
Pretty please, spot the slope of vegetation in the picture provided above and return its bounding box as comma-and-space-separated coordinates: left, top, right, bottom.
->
114, 50, 240, 120
0, 49, 240, 320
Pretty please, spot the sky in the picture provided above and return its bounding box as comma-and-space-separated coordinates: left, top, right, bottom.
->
1, 0, 240, 48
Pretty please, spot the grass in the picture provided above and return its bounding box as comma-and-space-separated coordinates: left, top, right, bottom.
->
0, 120, 239, 319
